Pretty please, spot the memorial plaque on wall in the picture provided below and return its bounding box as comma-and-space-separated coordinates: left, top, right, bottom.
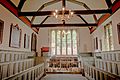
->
0, 19, 4, 44
9, 23, 21, 48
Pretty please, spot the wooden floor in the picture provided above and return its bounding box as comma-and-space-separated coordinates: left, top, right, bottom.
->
41, 74, 88, 80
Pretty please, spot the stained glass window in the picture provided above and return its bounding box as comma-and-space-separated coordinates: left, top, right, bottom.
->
51, 29, 77, 55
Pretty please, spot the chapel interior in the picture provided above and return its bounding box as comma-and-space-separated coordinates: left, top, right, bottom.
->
0, 0, 120, 80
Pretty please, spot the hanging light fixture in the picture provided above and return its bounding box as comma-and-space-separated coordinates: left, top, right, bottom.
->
53, 7, 74, 37
53, 7, 74, 22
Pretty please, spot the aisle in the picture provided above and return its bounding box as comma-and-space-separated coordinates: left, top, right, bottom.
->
41, 74, 88, 80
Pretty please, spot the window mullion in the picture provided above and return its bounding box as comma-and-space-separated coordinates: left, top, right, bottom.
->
71, 30, 73, 55
50, 30, 52, 55
60, 30, 62, 55
76, 30, 78, 55
55, 30, 57, 55
76, 30, 79, 54
66, 33, 67, 55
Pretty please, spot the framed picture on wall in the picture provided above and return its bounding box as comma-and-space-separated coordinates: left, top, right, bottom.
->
9, 23, 21, 48
117, 23, 120, 44
24, 34, 30, 49
0, 19, 4, 44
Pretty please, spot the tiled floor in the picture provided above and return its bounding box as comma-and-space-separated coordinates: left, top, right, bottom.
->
41, 74, 88, 80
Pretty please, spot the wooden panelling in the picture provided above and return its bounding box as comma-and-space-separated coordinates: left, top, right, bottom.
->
3, 63, 44, 80
0, 59, 34, 79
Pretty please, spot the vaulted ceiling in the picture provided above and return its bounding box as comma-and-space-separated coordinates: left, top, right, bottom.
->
0, 0, 119, 33
12, 0, 108, 23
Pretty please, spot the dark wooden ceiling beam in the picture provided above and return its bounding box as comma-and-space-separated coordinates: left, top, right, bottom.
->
66, 0, 97, 32
31, 0, 61, 23
40, 16, 50, 24
19, 9, 111, 16
62, 0, 66, 8
111, 0, 120, 13
0, 0, 38, 33
91, 0, 120, 34
18, 0, 26, 11
93, 14, 98, 23
77, 15, 88, 24
32, 23, 98, 27
105, 0, 112, 8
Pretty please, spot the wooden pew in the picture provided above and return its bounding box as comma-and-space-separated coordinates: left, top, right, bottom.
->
83, 63, 120, 80
3, 63, 45, 80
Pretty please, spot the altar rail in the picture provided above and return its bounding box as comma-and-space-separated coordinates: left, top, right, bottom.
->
0, 50, 35, 62
0, 59, 34, 79
3, 63, 45, 80
95, 59, 120, 76
83, 63, 120, 80
94, 50, 120, 61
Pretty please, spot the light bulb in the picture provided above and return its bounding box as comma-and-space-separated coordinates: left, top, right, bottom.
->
53, 12, 56, 16
70, 12, 74, 15
62, 7, 65, 11
55, 15, 58, 18
55, 10, 58, 13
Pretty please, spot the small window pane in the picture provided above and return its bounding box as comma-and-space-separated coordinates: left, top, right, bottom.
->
72, 30, 77, 55
57, 30, 61, 55
51, 31, 55, 55
62, 30, 66, 55
67, 31, 71, 55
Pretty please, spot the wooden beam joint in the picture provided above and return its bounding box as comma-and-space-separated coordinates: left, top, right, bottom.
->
62, 0, 66, 8
0, 0, 38, 33
18, 0, 26, 11
105, 0, 112, 8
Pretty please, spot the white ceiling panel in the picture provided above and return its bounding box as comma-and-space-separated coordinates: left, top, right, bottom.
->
26, 16, 33, 21
22, 0, 50, 11
10, 0, 20, 7
33, 16, 47, 24
81, 15, 96, 23
66, 1, 86, 10
111, 0, 116, 3
42, 2, 62, 11
96, 14, 103, 20
77, 0, 108, 9
10, 0, 109, 25
65, 15, 85, 24
41, 16, 62, 24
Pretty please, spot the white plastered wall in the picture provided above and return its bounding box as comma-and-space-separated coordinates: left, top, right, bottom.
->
91, 9, 120, 51
37, 28, 49, 55
0, 5, 37, 52
37, 27, 93, 55
77, 27, 93, 53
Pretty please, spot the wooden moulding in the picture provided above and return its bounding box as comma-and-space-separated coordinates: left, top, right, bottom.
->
117, 23, 120, 44
0, 19, 4, 44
